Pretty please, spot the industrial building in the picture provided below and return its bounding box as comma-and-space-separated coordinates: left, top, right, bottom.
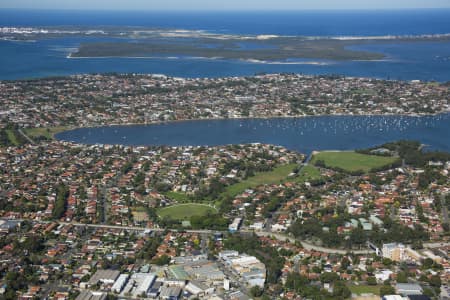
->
219, 250, 266, 288
111, 274, 129, 294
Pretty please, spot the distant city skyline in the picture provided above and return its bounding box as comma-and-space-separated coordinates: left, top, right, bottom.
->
1, 0, 450, 10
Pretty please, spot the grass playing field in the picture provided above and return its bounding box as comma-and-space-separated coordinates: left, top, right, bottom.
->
24, 126, 70, 139
348, 285, 381, 295
165, 191, 191, 202
5, 130, 19, 146
157, 203, 218, 220
223, 163, 298, 197
294, 165, 322, 182
311, 151, 399, 173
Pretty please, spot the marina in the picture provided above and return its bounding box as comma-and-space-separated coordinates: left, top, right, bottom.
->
56, 113, 450, 154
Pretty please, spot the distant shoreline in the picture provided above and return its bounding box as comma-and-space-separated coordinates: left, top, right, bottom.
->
67, 53, 338, 65
67, 33, 450, 62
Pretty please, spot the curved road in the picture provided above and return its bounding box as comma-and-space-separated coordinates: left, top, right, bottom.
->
7, 218, 449, 254
253, 231, 373, 255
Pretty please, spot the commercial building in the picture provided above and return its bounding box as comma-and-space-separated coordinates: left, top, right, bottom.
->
111, 274, 129, 294
395, 283, 423, 296
87, 269, 121, 289
75, 291, 107, 300
159, 286, 182, 300
382, 243, 405, 262
219, 251, 266, 288
134, 273, 156, 297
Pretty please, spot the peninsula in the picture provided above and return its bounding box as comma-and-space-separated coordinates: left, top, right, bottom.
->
2, 26, 450, 61
1, 73, 449, 131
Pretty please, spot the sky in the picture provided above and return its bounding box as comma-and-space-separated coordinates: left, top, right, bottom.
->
1, 0, 450, 10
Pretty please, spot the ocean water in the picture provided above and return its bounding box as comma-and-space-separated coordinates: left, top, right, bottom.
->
56, 114, 450, 154
0, 9, 450, 80
2, 10, 450, 151
1, 9, 450, 36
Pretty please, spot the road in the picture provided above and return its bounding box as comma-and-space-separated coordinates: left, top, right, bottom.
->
6, 218, 450, 253
18, 129, 35, 144
253, 231, 373, 255
1, 219, 377, 254
57, 221, 215, 234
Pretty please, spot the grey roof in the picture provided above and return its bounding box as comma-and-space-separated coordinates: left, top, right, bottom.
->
76, 291, 107, 300
229, 291, 250, 300
159, 286, 182, 298
396, 283, 423, 295
88, 269, 121, 285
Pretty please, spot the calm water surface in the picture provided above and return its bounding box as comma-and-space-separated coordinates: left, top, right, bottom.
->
1, 10, 450, 80
56, 114, 450, 154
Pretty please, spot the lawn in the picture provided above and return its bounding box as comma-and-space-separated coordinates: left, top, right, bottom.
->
223, 163, 298, 197
24, 126, 70, 139
293, 165, 322, 183
165, 191, 191, 203
158, 203, 218, 220
311, 151, 399, 173
5, 130, 18, 146
349, 285, 381, 295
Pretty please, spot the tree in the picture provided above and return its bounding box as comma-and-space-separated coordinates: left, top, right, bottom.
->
289, 217, 322, 239
190, 214, 229, 230
53, 183, 69, 219
333, 281, 351, 299
340, 257, 350, 270
412, 240, 423, 250
152, 254, 171, 266
250, 286, 264, 297
422, 258, 434, 269
382, 258, 393, 267
367, 276, 377, 285
320, 272, 339, 283
396, 271, 408, 283
380, 285, 396, 296
285, 272, 309, 292
350, 227, 366, 246
429, 275, 441, 288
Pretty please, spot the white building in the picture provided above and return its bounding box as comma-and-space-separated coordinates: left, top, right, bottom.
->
375, 270, 393, 282
382, 243, 405, 261
218, 251, 266, 288
249, 222, 265, 231
133, 273, 156, 297
228, 218, 242, 232
111, 274, 129, 294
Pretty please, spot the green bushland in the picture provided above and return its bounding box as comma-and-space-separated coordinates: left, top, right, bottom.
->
72, 37, 385, 61
53, 184, 69, 219
311, 151, 400, 173
358, 140, 450, 168
157, 203, 217, 220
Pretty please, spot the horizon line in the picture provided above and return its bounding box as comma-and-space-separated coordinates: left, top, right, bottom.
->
1, 7, 450, 12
